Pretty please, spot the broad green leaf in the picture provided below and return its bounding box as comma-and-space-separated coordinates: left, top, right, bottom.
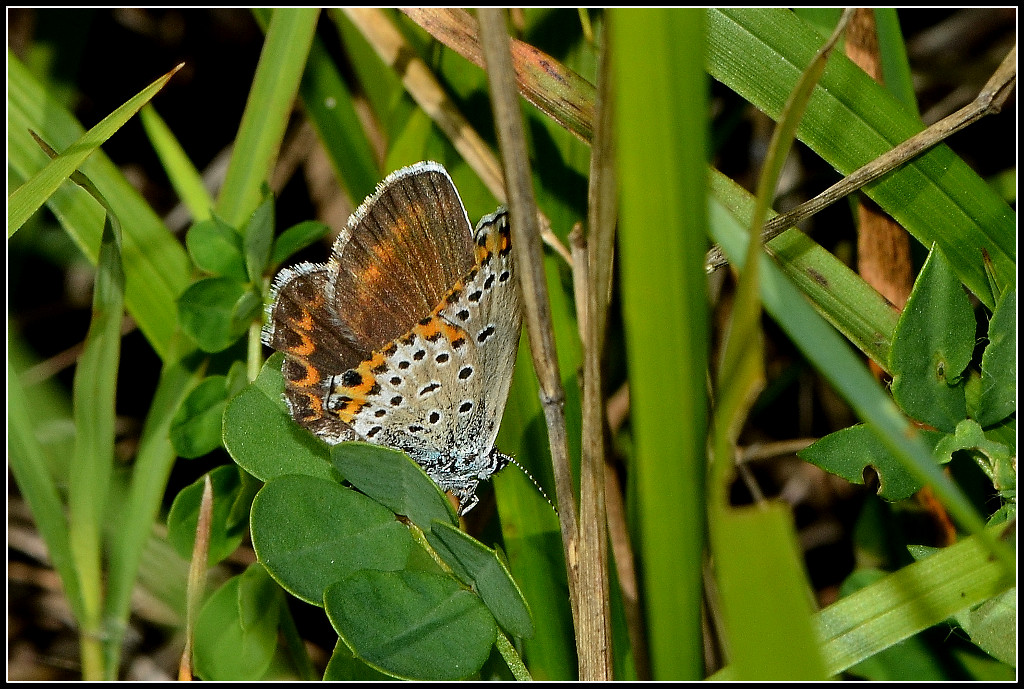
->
8, 63, 181, 234
167, 465, 247, 567
222, 353, 334, 483
170, 373, 236, 458
177, 277, 258, 353
800, 425, 947, 502
194, 570, 282, 681
186, 216, 248, 281
238, 563, 285, 631
270, 220, 332, 270
890, 246, 974, 432
331, 442, 457, 532
325, 570, 497, 680
251, 474, 413, 605
427, 520, 534, 639
934, 419, 1015, 498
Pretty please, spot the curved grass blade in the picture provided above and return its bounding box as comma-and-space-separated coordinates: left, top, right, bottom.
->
8, 54, 191, 360
8, 62, 182, 235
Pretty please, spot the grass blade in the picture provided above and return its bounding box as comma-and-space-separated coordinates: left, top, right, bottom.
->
216, 8, 320, 228
66, 208, 124, 679
139, 104, 215, 222
706, 9, 1015, 309
8, 365, 85, 623
817, 528, 1014, 674
613, 9, 708, 679
8, 54, 192, 360
8, 62, 182, 234
252, 7, 380, 206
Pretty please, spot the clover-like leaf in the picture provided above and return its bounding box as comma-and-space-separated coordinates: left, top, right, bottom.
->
331, 442, 457, 533
223, 353, 334, 482
178, 276, 257, 353
427, 520, 534, 638
186, 215, 248, 280
971, 287, 1016, 428
325, 569, 497, 680
270, 220, 331, 269
167, 464, 248, 567
890, 246, 975, 432
251, 474, 413, 606
193, 566, 283, 681
799, 425, 946, 501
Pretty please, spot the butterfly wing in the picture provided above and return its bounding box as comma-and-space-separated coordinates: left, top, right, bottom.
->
328, 161, 476, 349
263, 162, 477, 444
334, 209, 520, 508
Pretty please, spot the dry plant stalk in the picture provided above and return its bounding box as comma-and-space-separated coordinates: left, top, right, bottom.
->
476, 7, 593, 676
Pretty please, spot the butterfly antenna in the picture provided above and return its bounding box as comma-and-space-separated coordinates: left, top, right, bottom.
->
506, 455, 558, 515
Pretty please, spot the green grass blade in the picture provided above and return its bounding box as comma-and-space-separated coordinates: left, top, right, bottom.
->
709, 16, 843, 680
706, 9, 1015, 309
139, 104, 215, 222
817, 528, 1014, 675
215, 8, 320, 228
872, 9, 918, 115
714, 505, 829, 678
103, 340, 206, 676
8, 54, 192, 360
66, 208, 125, 679
613, 9, 708, 680
8, 61, 181, 235
8, 361, 85, 623
711, 170, 900, 370
252, 7, 380, 205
